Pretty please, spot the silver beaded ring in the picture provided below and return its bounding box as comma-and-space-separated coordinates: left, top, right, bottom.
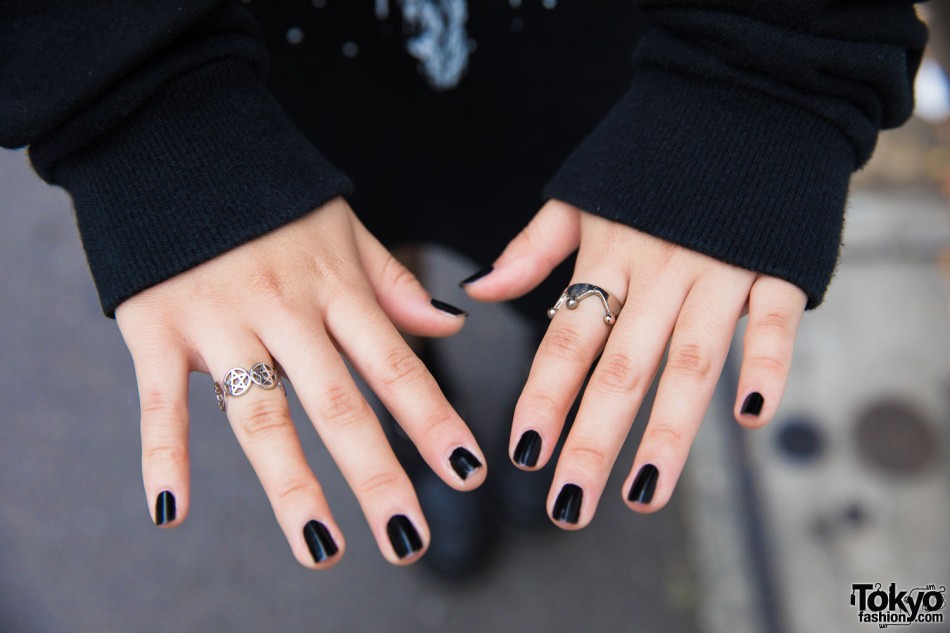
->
547, 283, 623, 326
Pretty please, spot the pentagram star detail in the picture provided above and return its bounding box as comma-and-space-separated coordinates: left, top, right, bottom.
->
251, 362, 278, 389
224, 368, 252, 397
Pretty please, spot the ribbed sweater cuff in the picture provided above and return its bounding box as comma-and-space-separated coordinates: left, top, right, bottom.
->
50, 59, 352, 317
544, 67, 857, 309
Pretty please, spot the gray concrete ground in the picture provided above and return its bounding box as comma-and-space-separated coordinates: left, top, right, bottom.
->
684, 190, 950, 633
3, 105, 950, 632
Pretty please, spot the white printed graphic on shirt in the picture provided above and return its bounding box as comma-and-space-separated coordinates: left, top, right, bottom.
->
398, 0, 472, 90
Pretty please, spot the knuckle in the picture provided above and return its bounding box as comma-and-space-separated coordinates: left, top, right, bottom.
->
596, 353, 645, 394
656, 240, 678, 268
273, 475, 315, 504
746, 353, 788, 375
542, 325, 586, 360
322, 384, 371, 431
516, 224, 558, 274
643, 424, 686, 451
753, 310, 794, 336
381, 254, 418, 291
379, 348, 427, 391
417, 410, 457, 441
143, 444, 186, 466
359, 471, 403, 499
667, 343, 714, 380
238, 398, 291, 441
303, 250, 357, 306
566, 439, 612, 472
518, 390, 562, 421
246, 267, 293, 306
514, 225, 539, 252
140, 390, 184, 419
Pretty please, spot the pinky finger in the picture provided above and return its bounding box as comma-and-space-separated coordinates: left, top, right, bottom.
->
133, 352, 191, 528
734, 276, 807, 428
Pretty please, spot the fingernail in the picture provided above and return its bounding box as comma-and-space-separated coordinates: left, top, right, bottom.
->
627, 464, 659, 504
552, 484, 583, 524
430, 298, 468, 317
741, 392, 765, 416
387, 515, 423, 559
459, 266, 494, 287
303, 520, 339, 563
154, 490, 176, 526
513, 430, 542, 467
449, 447, 482, 480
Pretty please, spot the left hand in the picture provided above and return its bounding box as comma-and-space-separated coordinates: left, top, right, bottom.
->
463, 200, 807, 528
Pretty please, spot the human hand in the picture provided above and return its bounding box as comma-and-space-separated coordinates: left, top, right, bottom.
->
463, 200, 806, 528
115, 197, 486, 566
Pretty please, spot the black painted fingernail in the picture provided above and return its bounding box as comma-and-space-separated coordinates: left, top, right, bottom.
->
513, 430, 542, 467
459, 266, 494, 287
387, 515, 423, 559
552, 484, 583, 524
627, 464, 659, 504
303, 520, 339, 563
430, 298, 468, 317
449, 447, 482, 480
741, 392, 765, 416
154, 490, 176, 526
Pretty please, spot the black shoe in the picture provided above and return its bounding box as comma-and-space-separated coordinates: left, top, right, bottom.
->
414, 466, 497, 580
493, 459, 555, 531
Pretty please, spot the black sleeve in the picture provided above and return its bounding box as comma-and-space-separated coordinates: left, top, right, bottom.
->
543, 1, 928, 309
0, 1, 351, 317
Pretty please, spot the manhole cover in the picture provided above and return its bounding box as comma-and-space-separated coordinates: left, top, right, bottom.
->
775, 417, 825, 462
853, 399, 937, 477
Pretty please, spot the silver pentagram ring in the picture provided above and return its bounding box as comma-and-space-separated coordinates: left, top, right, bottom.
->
214, 362, 286, 412
547, 283, 623, 325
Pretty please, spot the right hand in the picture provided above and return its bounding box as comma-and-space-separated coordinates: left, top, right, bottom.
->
115, 197, 486, 568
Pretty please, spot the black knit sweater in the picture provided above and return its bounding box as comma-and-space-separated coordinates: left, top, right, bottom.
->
0, 1, 928, 316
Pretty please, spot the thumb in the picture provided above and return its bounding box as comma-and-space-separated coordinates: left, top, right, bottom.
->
462, 199, 581, 302
351, 214, 467, 338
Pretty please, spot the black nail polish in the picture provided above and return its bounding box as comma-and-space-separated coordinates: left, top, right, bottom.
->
459, 266, 494, 287
513, 430, 542, 467
154, 490, 176, 526
387, 515, 423, 559
430, 298, 468, 317
303, 520, 339, 563
552, 484, 583, 524
449, 447, 482, 480
741, 392, 765, 416
628, 464, 659, 504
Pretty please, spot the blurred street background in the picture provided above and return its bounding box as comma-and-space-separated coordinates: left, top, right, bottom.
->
2, 7, 949, 633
